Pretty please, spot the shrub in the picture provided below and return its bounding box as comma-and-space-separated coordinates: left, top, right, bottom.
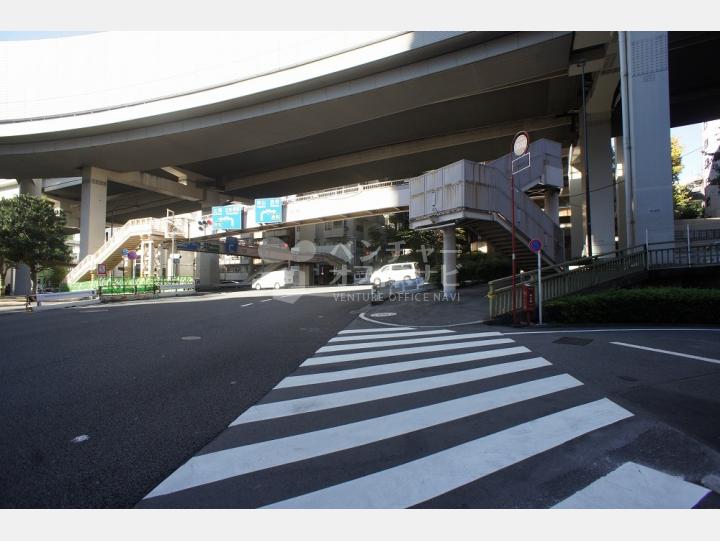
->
457, 252, 512, 283
545, 287, 720, 324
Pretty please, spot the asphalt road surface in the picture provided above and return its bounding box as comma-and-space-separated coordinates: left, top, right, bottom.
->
0, 291, 366, 507
2, 291, 720, 508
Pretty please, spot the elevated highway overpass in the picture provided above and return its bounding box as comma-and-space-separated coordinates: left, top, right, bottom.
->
2, 30, 720, 293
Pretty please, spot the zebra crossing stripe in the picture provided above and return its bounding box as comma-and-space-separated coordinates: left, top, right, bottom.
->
337, 327, 416, 335
553, 462, 710, 508
316, 332, 503, 353
303, 338, 515, 366
265, 398, 633, 508
329, 329, 455, 343
231, 357, 552, 425
275, 347, 532, 389
143, 374, 582, 499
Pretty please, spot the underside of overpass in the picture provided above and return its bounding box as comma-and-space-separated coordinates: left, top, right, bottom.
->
2, 30, 720, 288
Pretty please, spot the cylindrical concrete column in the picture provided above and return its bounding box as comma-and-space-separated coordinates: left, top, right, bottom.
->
14, 179, 42, 295
441, 225, 457, 296
543, 189, 560, 226
614, 137, 628, 250
79, 168, 107, 260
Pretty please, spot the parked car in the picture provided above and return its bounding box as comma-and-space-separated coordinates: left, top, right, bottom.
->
252, 269, 295, 290
369, 262, 421, 286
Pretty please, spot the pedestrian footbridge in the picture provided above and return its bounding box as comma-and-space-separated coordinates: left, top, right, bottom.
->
65, 140, 565, 285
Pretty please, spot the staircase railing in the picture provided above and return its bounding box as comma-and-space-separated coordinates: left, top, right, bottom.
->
488, 246, 648, 318
488, 239, 720, 317
65, 217, 169, 284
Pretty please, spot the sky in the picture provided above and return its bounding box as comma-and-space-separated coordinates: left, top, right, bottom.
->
672, 123, 707, 183
0, 31, 97, 40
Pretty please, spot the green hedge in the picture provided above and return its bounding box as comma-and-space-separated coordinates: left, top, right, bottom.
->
545, 287, 720, 324
457, 252, 512, 283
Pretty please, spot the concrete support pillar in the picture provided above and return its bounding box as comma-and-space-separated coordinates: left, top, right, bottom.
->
18, 178, 41, 196
543, 189, 560, 226
568, 160, 585, 258
79, 168, 108, 260
196, 204, 220, 288
14, 179, 42, 295
614, 137, 628, 249
441, 225, 457, 296
619, 31, 674, 247
580, 112, 616, 256
297, 263, 313, 287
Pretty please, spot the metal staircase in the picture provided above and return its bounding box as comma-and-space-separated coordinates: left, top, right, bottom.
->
65, 218, 178, 284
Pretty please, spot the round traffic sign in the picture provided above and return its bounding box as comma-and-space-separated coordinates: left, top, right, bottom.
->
528, 239, 542, 253
512, 131, 530, 157
127, 250, 138, 260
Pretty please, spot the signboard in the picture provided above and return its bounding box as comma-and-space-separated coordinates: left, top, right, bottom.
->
97, 263, 107, 276
225, 237, 239, 254
122, 248, 129, 257
211, 204, 243, 231
127, 250, 139, 260
254, 198, 283, 224
528, 239, 543, 253
512, 153, 531, 174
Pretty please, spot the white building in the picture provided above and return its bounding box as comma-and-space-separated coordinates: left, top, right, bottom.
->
702, 120, 720, 217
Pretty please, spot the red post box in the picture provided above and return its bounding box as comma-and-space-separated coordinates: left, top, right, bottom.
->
522, 283, 536, 325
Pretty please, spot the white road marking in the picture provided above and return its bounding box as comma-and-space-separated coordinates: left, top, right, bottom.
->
241, 303, 253, 307
71, 435, 90, 443
303, 338, 515, 366
338, 327, 417, 335
276, 347, 533, 389
260, 299, 272, 303
317, 332, 503, 353
610, 342, 720, 365
358, 312, 488, 328
504, 328, 720, 335
232, 357, 552, 425
144, 374, 581, 499
266, 398, 632, 508
553, 462, 709, 508
181, 336, 202, 341
329, 329, 454, 343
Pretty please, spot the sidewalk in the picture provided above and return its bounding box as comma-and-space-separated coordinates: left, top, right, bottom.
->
0, 295, 28, 314
362, 284, 491, 327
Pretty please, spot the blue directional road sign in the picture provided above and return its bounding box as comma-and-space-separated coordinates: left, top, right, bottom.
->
122, 248, 129, 257
254, 198, 283, 224
212, 204, 243, 231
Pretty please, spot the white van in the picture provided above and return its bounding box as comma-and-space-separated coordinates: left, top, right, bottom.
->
369, 262, 421, 286
252, 269, 294, 290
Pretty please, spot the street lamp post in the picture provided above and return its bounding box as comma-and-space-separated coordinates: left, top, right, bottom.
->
511, 131, 530, 326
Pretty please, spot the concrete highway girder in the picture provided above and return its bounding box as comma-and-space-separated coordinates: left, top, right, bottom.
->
224, 115, 573, 196
0, 32, 575, 183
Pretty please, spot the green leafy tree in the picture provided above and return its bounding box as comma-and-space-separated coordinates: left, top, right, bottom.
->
0, 194, 72, 295
670, 136, 702, 219
671, 136, 684, 182
0, 198, 15, 295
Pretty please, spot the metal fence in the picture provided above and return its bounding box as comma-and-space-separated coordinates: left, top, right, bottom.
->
488, 238, 720, 318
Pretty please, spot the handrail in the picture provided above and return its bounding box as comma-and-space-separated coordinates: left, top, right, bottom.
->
488, 239, 720, 317
291, 180, 408, 202
65, 217, 183, 284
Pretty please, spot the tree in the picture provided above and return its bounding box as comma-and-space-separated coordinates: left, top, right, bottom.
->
670, 136, 702, 219
0, 198, 14, 295
0, 194, 72, 295
671, 136, 684, 183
